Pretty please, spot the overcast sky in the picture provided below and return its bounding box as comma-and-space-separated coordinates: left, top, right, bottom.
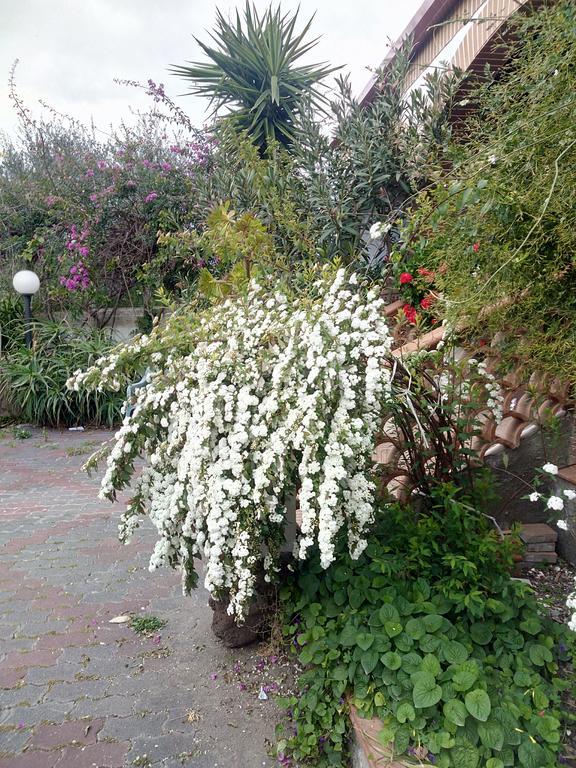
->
0, 0, 424, 138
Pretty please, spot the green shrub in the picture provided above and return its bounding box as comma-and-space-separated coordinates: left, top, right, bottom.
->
278, 512, 573, 767
401, 0, 576, 381
367, 481, 517, 601
0, 294, 23, 353
0, 321, 125, 427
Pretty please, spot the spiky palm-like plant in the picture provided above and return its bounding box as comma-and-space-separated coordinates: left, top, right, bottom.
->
171, 3, 338, 153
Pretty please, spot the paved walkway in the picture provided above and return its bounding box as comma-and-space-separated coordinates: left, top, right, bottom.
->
0, 429, 281, 768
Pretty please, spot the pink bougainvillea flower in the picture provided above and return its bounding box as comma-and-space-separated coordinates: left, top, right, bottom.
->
85, 169, 94, 178
473, 242, 480, 252
144, 191, 158, 203
402, 303, 417, 324
399, 272, 413, 285
417, 267, 434, 277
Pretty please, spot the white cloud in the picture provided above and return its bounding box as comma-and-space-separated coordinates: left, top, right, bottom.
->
0, 0, 424, 136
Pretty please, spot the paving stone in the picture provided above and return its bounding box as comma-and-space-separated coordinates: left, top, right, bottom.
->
125, 734, 203, 765
68, 694, 138, 718
54, 741, 130, 768
0, 726, 34, 754
0, 668, 26, 688
0, 751, 62, 768
0, 702, 72, 728
24, 664, 79, 686
0, 685, 46, 708
29, 718, 104, 750
98, 712, 167, 742
0, 650, 62, 670
0, 430, 281, 767
42, 679, 109, 703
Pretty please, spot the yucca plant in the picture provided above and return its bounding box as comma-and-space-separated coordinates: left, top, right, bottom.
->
171, 2, 338, 153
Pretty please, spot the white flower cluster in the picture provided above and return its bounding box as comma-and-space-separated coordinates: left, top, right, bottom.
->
568, 592, 576, 633
528, 463, 576, 635
368, 222, 391, 241
69, 270, 393, 619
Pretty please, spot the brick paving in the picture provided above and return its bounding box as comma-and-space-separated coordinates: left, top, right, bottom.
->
0, 429, 278, 767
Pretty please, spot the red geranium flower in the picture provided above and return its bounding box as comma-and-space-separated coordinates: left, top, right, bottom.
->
399, 272, 413, 284
420, 297, 433, 310
473, 242, 480, 252
403, 303, 417, 324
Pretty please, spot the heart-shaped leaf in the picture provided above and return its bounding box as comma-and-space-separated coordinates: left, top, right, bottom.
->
465, 689, 491, 721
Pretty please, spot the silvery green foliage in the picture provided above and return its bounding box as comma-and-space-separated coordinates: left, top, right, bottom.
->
69, 270, 393, 618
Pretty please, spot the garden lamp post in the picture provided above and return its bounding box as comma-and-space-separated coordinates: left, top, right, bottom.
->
13, 270, 40, 349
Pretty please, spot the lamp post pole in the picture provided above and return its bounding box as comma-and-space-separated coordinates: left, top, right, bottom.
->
12, 271, 41, 349
22, 293, 33, 349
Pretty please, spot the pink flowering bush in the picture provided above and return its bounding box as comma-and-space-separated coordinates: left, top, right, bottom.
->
0, 71, 217, 320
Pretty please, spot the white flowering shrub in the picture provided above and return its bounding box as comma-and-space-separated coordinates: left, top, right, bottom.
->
68, 270, 393, 618
528, 463, 576, 633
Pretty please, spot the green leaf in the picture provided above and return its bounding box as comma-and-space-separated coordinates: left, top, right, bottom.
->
450, 743, 480, 768
532, 687, 549, 709
384, 620, 403, 638
478, 720, 504, 750
443, 698, 468, 726
443, 640, 469, 664
423, 613, 443, 633
379, 604, 400, 623
528, 644, 553, 666
414, 578, 431, 601
377, 725, 397, 747
340, 623, 357, 646
420, 653, 441, 677
465, 689, 491, 722
361, 649, 379, 675
517, 740, 546, 768
331, 666, 348, 681
486, 759, 504, 768
419, 634, 441, 653
412, 671, 442, 709
348, 588, 365, 610
396, 701, 416, 723
393, 724, 410, 755
394, 633, 413, 652
356, 633, 375, 651
402, 652, 423, 674
470, 623, 493, 645
452, 664, 478, 692
382, 651, 402, 670
535, 715, 560, 744
374, 691, 385, 707
519, 617, 541, 635
405, 618, 426, 640
513, 669, 532, 688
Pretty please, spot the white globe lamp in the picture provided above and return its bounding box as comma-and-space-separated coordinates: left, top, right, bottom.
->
12, 270, 40, 348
